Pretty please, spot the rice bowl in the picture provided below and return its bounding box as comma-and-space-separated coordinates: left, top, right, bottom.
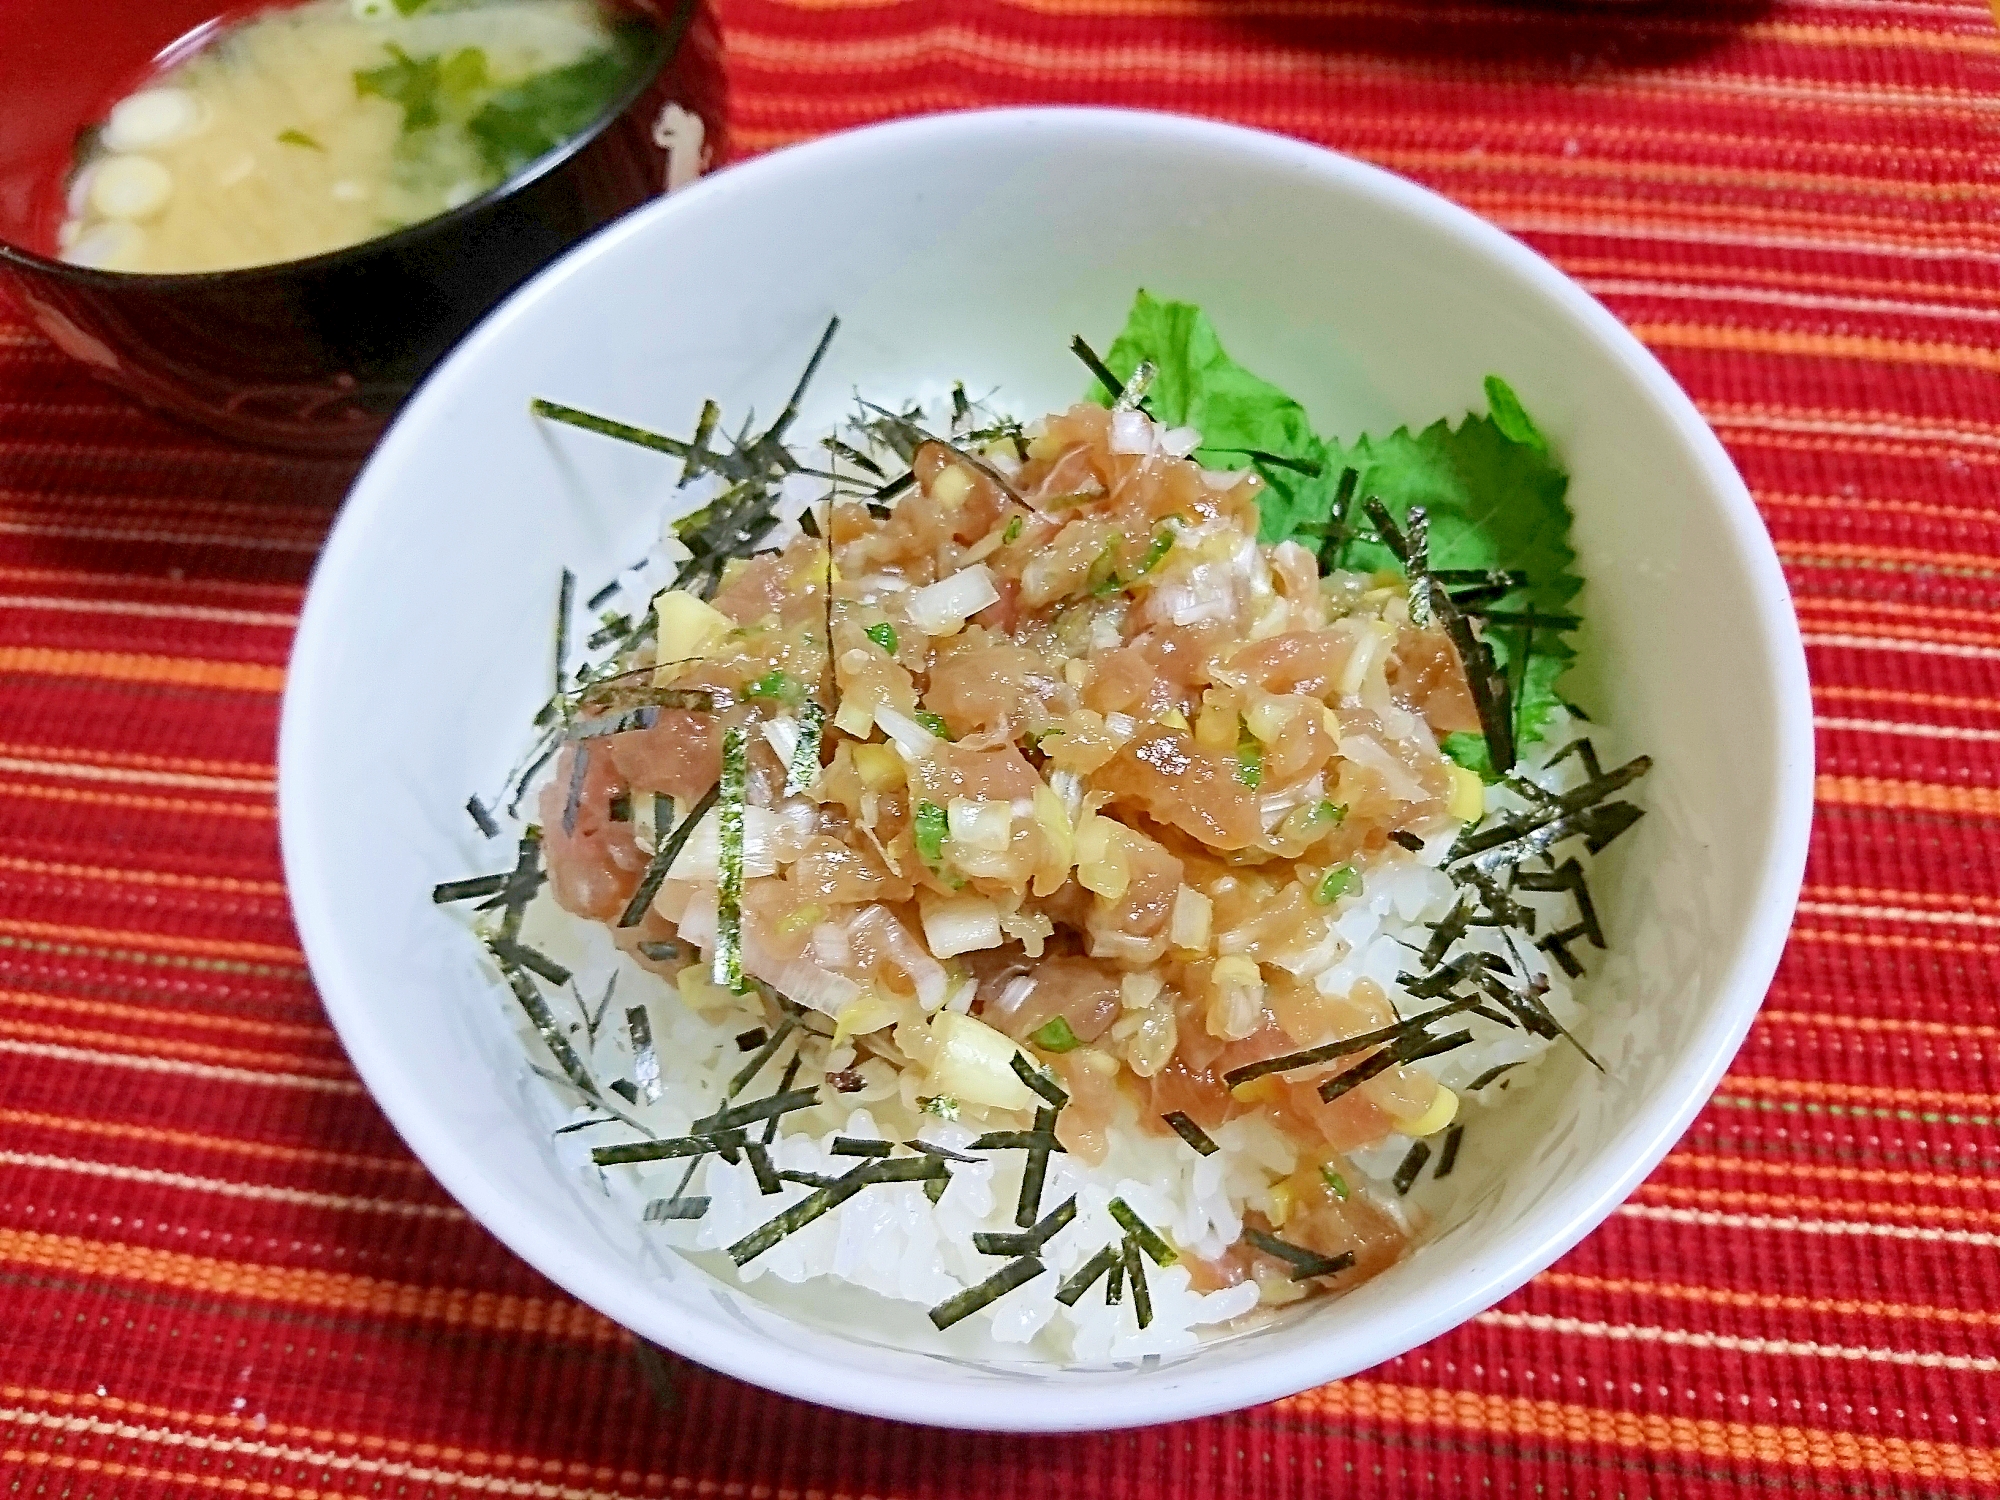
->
280, 107, 1812, 1429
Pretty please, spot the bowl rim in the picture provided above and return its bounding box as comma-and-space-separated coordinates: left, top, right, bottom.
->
0, 0, 688, 285
280, 104, 1815, 1432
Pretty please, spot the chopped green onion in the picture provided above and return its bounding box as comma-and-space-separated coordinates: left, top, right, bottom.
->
1321, 1166, 1350, 1200
277, 128, 322, 150
865, 621, 898, 655
1002, 516, 1024, 544
746, 669, 790, 700
913, 799, 949, 871
1029, 1016, 1081, 1053
1313, 800, 1348, 825
1107, 1198, 1177, 1267
920, 1095, 960, 1120
1314, 865, 1360, 904
914, 709, 954, 740
712, 727, 748, 990
1133, 527, 1175, 578
1234, 731, 1263, 790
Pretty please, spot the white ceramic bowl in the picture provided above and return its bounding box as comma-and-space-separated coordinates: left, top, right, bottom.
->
280, 107, 1813, 1431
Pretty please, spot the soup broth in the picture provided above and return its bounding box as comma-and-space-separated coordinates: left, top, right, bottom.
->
59, 0, 644, 274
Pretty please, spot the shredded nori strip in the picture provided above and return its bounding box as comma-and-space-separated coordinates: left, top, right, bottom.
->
1435, 1123, 1465, 1179
626, 1004, 662, 1103
1105, 1255, 1125, 1306
432, 873, 508, 904
745, 1142, 783, 1195
643, 1196, 711, 1222
735, 1027, 768, 1052
1223, 1002, 1474, 1089
592, 1131, 744, 1166
1069, 335, 1125, 402
532, 398, 694, 458
496, 959, 595, 1098
728, 1015, 797, 1096
1111, 359, 1156, 413
637, 940, 679, 963
830, 1136, 894, 1158
1245, 1228, 1356, 1281
554, 567, 575, 698
727, 1155, 945, 1266
692, 1085, 820, 1135
1122, 1236, 1154, 1328
586, 576, 622, 611
785, 700, 827, 796
487, 936, 572, 987
1054, 1244, 1120, 1306
712, 726, 748, 989
608, 791, 633, 823
973, 1195, 1077, 1257
1010, 1050, 1069, 1108
1161, 1112, 1219, 1156
560, 743, 590, 836
968, 1128, 1066, 1154
465, 795, 500, 838
618, 784, 719, 928
765, 317, 840, 447
1392, 1140, 1432, 1195
586, 972, 617, 1042
609, 1079, 640, 1104
906, 1138, 980, 1164
1015, 1106, 1060, 1228
1468, 1060, 1526, 1092
928, 1255, 1046, 1331
1108, 1198, 1177, 1267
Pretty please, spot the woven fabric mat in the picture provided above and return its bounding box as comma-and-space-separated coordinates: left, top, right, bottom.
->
3, 1, 1998, 1494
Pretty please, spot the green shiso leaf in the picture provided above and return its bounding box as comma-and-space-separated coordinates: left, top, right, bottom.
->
1093, 291, 1342, 549
1094, 293, 1584, 769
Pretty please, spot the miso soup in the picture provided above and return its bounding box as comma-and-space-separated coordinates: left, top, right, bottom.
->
59, 0, 648, 275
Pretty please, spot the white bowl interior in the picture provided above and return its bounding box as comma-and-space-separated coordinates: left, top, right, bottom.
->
281, 109, 1812, 1431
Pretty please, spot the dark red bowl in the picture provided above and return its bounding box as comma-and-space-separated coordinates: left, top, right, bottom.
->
0, 0, 727, 454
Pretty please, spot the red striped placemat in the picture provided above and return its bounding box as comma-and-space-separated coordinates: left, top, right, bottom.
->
3, 0, 1997, 1493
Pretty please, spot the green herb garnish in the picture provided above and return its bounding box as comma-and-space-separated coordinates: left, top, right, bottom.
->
277, 129, 322, 150
1029, 1016, 1081, 1052
914, 709, 953, 740
919, 1095, 960, 1120
1313, 865, 1359, 904
1002, 515, 1024, 544
864, 621, 898, 655
913, 799, 949, 871
468, 45, 631, 178
1321, 1166, 1350, 1200
355, 45, 444, 130
746, 669, 790, 700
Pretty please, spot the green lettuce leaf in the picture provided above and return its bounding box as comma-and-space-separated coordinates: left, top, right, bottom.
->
1093, 293, 1583, 772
